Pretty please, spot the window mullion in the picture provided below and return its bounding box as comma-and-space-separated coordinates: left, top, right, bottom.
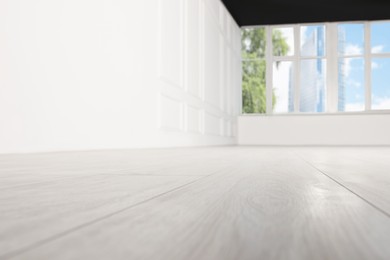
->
294, 25, 300, 112
372, 53, 390, 58
266, 26, 273, 114
365, 22, 372, 111
326, 23, 339, 113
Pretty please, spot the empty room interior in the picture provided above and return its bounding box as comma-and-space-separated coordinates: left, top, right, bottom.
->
1, 0, 390, 259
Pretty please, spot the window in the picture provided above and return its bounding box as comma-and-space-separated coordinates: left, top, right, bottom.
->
241, 27, 267, 114
300, 25, 326, 113
371, 22, 390, 110
338, 24, 365, 112
273, 61, 294, 113
242, 20, 390, 114
272, 27, 294, 113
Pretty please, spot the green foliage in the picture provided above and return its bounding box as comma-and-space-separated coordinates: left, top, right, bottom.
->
241, 28, 290, 113
241, 28, 266, 60
242, 57, 266, 113
272, 30, 290, 57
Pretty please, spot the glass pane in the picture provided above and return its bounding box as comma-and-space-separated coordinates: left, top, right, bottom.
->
372, 58, 390, 110
371, 22, 390, 54
338, 24, 364, 56
300, 59, 327, 113
338, 58, 365, 112
241, 28, 266, 60
242, 60, 267, 113
273, 27, 294, 56
301, 25, 325, 57
273, 61, 294, 113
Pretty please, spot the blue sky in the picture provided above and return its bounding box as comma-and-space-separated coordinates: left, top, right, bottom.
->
340, 23, 390, 110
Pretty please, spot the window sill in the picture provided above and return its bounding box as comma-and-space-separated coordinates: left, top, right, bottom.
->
240, 110, 390, 117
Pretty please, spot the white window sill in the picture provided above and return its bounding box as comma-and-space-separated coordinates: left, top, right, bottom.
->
240, 110, 390, 117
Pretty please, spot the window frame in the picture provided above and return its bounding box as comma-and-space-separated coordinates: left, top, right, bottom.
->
269, 25, 297, 113
370, 21, 390, 111
241, 27, 268, 114
241, 20, 390, 115
337, 22, 366, 112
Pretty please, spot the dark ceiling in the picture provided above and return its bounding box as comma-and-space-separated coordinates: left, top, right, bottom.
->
221, 0, 390, 26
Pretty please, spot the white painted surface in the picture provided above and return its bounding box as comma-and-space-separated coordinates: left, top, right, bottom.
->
0, 0, 241, 154
238, 114, 390, 145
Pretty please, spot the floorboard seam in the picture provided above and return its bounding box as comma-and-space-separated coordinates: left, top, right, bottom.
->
98, 173, 206, 176
0, 167, 227, 260
296, 153, 390, 219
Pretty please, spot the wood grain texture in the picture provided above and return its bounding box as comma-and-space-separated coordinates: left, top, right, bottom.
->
0, 148, 236, 177
296, 147, 390, 215
0, 147, 390, 260
0, 174, 203, 256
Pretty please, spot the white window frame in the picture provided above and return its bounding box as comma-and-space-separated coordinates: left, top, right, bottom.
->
369, 20, 390, 111
241, 20, 390, 115
267, 25, 298, 114
337, 21, 368, 112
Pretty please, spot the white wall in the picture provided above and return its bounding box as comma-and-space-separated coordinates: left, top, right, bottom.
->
0, 0, 241, 153
238, 115, 390, 146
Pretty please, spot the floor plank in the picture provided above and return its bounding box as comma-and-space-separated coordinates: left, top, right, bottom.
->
296, 147, 390, 215
0, 174, 203, 257
2, 148, 389, 260
0, 148, 236, 177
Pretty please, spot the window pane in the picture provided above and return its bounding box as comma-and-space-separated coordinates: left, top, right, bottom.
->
242, 60, 266, 113
371, 22, 390, 54
300, 59, 327, 113
301, 25, 325, 57
338, 58, 365, 112
372, 58, 390, 110
273, 27, 294, 56
241, 28, 266, 60
273, 61, 294, 113
338, 24, 364, 56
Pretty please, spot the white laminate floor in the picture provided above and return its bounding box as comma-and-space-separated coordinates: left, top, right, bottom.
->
1, 147, 390, 260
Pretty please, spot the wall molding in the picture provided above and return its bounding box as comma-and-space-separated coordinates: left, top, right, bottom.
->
185, 104, 203, 134
204, 111, 223, 136
157, 0, 184, 89
159, 94, 183, 132
157, 0, 240, 141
